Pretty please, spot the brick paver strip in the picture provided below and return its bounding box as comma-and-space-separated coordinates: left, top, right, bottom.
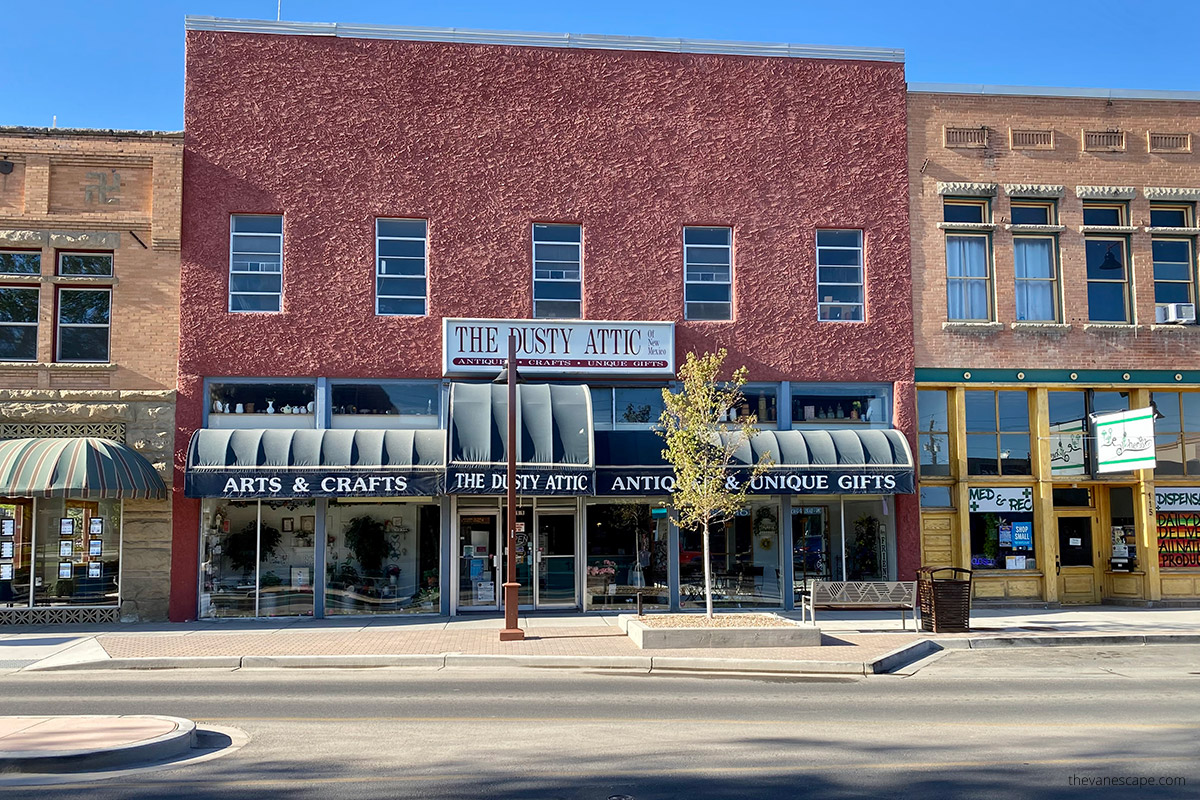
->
98, 628, 917, 662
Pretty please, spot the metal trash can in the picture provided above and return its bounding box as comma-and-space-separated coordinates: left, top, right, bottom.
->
917, 566, 972, 633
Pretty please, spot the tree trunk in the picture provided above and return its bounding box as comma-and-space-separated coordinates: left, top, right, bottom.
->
702, 517, 714, 619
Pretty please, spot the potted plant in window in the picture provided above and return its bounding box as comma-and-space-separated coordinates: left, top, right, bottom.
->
225, 521, 282, 577
344, 515, 394, 576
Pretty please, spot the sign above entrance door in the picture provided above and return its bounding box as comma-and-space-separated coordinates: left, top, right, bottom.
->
443, 318, 675, 377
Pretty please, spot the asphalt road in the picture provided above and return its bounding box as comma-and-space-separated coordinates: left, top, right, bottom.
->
3, 646, 1199, 799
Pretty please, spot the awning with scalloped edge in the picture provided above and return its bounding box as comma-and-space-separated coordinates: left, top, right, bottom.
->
0, 437, 166, 499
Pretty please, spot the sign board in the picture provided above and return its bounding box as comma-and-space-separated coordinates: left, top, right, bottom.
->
1093, 407, 1156, 473
968, 486, 1033, 513
1154, 487, 1200, 568
443, 318, 675, 377
1049, 419, 1086, 476
446, 467, 592, 496
186, 470, 443, 499
595, 467, 914, 496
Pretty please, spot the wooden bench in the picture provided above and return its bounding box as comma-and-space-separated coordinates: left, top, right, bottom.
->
799, 580, 917, 630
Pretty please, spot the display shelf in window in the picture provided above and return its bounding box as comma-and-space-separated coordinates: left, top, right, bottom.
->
330, 381, 440, 429
208, 381, 316, 428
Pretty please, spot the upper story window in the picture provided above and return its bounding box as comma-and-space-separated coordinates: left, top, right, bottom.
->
56, 287, 111, 362
0, 285, 39, 361
1, 251, 41, 275
1152, 238, 1195, 309
683, 226, 732, 321
229, 215, 283, 313
1009, 200, 1055, 226
965, 390, 1030, 476
376, 219, 427, 316
943, 198, 988, 224
1150, 203, 1194, 229
1082, 202, 1126, 227
331, 381, 441, 429
917, 389, 950, 477
816, 230, 864, 322
532, 223, 581, 319
732, 383, 779, 428
58, 252, 113, 276
1013, 236, 1059, 321
1085, 237, 1130, 322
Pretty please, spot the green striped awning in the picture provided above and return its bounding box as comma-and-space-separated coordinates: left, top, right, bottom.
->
0, 437, 167, 500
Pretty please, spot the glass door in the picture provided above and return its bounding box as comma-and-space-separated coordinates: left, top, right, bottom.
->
535, 512, 577, 607
458, 513, 499, 610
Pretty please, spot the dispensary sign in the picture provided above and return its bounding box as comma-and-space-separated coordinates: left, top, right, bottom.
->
443, 318, 675, 377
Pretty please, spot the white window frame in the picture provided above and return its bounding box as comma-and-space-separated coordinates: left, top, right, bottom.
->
532, 223, 582, 319
0, 285, 39, 361
945, 232, 993, 321
683, 226, 732, 321
0, 250, 42, 275
1013, 234, 1060, 322
816, 229, 864, 322
375, 218, 428, 316
56, 286, 111, 363
57, 251, 114, 277
229, 215, 283, 313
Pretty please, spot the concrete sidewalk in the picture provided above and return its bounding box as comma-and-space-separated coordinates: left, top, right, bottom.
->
2, 605, 1200, 677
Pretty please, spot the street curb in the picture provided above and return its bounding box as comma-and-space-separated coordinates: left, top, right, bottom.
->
0, 715, 195, 774
936, 633, 1200, 649
240, 654, 446, 669
444, 654, 653, 670
868, 640, 942, 673
648, 656, 867, 674
24, 656, 242, 672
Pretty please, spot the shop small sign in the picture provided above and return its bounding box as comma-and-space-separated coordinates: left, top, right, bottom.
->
443, 318, 675, 377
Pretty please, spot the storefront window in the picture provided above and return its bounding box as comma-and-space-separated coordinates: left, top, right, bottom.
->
679, 499, 783, 608
589, 387, 667, 429
33, 499, 121, 606
791, 383, 890, 426
968, 487, 1036, 570
326, 501, 440, 614
966, 390, 1030, 476
792, 505, 831, 587
733, 384, 778, 427
585, 501, 669, 610
200, 499, 315, 617
330, 381, 441, 429
1152, 391, 1200, 476
920, 486, 953, 507
0, 500, 33, 607
844, 497, 889, 580
917, 390, 950, 477
1048, 391, 1088, 477
208, 381, 316, 428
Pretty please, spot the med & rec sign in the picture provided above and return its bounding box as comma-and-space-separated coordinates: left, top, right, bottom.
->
443, 318, 675, 377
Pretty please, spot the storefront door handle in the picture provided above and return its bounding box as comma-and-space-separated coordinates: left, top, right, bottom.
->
1055, 557, 1061, 576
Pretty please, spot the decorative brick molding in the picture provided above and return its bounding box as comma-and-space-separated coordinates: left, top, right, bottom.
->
1082, 323, 1145, 333
1003, 184, 1065, 198
937, 222, 997, 231
944, 126, 988, 148
1079, 225, 1139, 234
1148, 133, 1191, 153
1145, 227, 1200, 235
0, 422, 127, 441
48, 230, 121, 249
1076, 185, 1136, 199
1083, 130, 1126, 152
1009, 129, 1054, 150
0, 607, 121, 625
942, 321, 1003, 334
1005, 224, 1065, 233
1010, 323, 1071, 335
937, 181, 998, 197
1144, 187, 1200, 201
0, 229, 46, 245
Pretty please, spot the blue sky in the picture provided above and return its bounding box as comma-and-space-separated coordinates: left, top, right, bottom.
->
5, 1, 1199, 130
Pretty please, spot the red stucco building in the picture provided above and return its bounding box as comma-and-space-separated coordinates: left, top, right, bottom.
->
173, 17, 916, 621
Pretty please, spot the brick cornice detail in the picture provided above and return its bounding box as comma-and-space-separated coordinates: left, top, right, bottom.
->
1003, 184, 1065, 198
1076, 185, 1136, 199
937, 181, 998, 197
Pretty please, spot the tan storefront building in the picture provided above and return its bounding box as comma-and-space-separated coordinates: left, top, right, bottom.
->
910, 85, 1200, 605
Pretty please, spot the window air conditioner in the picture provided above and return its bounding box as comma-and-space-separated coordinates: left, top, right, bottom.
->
1156, 303, 1197, 324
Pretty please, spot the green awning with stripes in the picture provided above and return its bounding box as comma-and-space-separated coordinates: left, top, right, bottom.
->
0, 437, 167, 500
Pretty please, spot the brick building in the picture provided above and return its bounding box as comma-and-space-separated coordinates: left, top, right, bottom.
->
0, 127, 181, 622
909, 85, 1200, 605
173, 18, 918, 621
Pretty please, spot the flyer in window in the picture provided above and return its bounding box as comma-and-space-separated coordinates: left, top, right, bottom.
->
89, 539, 103, 557
59, 540, 73, 557
1, 518, 13, 536
60, 518, 75, 537
998, 524, 1013, 547
58, 561, 73, 579
0, 564, 12, 581
89, 518, 103, 536
0, 541, 12, 559
88, 562, 101, 579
